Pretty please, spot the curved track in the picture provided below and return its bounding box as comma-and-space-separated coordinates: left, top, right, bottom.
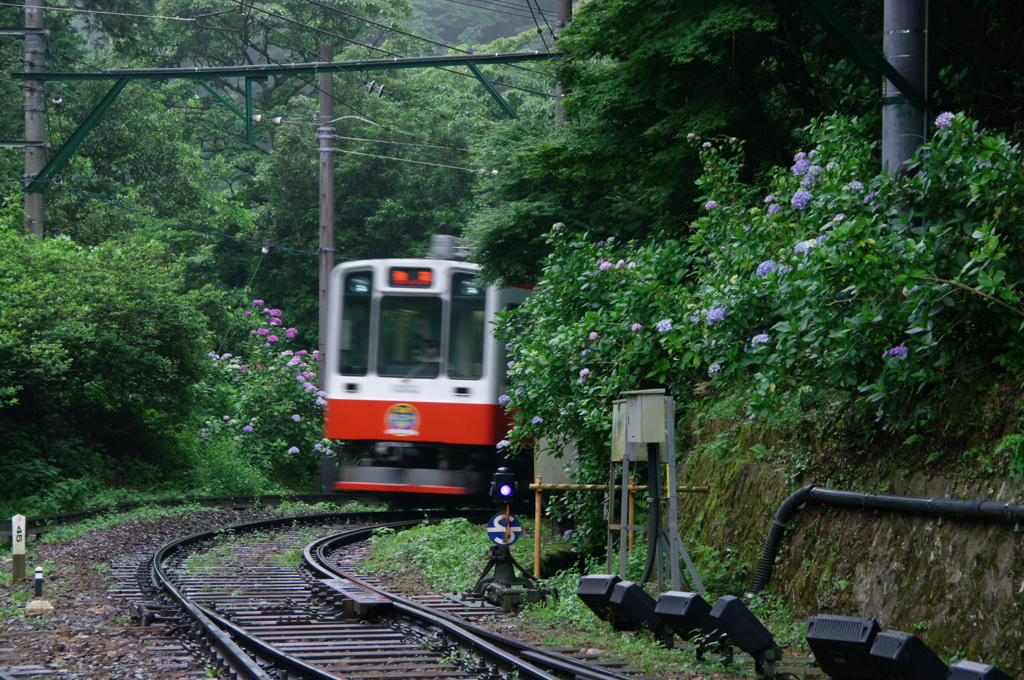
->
143, 511, 641, 680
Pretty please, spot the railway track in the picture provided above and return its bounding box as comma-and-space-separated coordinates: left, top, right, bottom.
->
108, 510, 648, 680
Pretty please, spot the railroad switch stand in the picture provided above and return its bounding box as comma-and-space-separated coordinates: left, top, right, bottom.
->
471, 544, 553, 612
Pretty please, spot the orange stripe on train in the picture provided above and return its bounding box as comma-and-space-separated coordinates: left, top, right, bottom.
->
324, 399, 508, 445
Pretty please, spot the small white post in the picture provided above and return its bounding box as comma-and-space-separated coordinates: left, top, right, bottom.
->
12, 514, 26, 580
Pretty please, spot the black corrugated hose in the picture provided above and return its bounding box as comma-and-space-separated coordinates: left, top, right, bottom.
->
744, 484, 1024, 598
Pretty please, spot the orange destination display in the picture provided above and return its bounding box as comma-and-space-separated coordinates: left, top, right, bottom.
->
390, 267, 433, 287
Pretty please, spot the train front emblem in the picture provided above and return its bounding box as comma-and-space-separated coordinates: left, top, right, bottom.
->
383, 403, 421, 436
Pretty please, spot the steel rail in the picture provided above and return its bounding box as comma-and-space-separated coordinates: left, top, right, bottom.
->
150, 509, 465, 679
306, 526, 638, 680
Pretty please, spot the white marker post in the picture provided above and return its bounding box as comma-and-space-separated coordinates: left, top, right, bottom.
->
11, 514, 26, 580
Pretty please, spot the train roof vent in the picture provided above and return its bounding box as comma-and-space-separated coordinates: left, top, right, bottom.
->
428, 234, 470, 261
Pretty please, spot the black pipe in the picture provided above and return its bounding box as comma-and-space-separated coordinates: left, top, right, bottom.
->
744, 485, 1024, 598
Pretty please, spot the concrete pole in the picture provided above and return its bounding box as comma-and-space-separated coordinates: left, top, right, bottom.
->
881, 0, 926, 176
554, 0, 572, 123
11, 515, 26, 580
317, 44, 335, 385
24, 0, 45, 237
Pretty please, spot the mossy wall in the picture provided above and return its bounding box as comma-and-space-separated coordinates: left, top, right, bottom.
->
677, 446, 1024, 671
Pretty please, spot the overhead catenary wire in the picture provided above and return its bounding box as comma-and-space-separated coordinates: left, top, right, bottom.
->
0, 2, 201, 21
329, 147, 490, 172
435, 0, 537, 20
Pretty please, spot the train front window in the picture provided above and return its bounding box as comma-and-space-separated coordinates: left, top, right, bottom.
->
448, 273, 485, 380
378, 296, 443, 378
340, 272, 372, 376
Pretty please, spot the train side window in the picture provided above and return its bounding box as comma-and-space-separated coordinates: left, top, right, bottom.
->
378, 296, 443, 378
448, 273, 485, 380
340, 272, 372, 376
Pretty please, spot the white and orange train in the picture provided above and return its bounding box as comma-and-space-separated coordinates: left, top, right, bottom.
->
323, 237, 531, 498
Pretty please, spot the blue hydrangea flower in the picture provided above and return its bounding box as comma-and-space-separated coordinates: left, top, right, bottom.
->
778, 265, 793, 277
883, 346, 908, 358
631, 323, 643, 331
800, 174, 817, 189
706, 307, 728, 325
708, 362, 722, 378
792, 190, 812, 209
846, 181, 864, 193
656, 319, 673, 332
764, 195, 776, 203
496, 439, 510, 449
768, 203, 782, 215
688, 314, 700, 323
498, 394, 511, 405
532, 416, 544, 424
794, 239, 816, 255
287, 446, 300, 454
935, 111, 954, 130
864, 191, 877, 203
756, 260, 777, 277
751, 333, 769, 346
792, 159, 811, 176
793, 152, 806, 161
705, 200, 719, 210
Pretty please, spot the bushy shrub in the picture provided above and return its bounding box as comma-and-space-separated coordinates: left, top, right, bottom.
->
191, 298, 338, 493
497, 112, 1024, 532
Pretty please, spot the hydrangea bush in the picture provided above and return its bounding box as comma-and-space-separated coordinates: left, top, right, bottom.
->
496, 112, 1024, 535
192, 299, 336, 493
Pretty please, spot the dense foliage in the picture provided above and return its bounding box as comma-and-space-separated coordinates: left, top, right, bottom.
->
497, 112, 1024, 538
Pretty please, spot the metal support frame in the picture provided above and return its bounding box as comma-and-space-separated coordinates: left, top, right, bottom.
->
198, 82, 245, 122
244, 76, 268, 146
794, 0, 926, 110
17, 52, 553, 194
606, 391, 705, 595
465, 62, 517, 120
25, 75, 130, 195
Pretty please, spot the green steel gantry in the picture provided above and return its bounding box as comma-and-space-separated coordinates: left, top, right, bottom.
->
14, 51, 554, 194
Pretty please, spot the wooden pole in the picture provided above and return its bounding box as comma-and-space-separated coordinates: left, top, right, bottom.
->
534, 475, 542, 578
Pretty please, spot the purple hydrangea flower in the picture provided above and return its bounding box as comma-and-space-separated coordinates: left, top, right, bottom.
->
846, 181, 864, 193
744, 224, 752, 231
268, 317, 282, 326
794, 152, 806, 162
704, 200, 719, 210
702, 141, 712, 148
252, 299, 264, 306
708, 362, 722, 378
242, 425, 253, 433
580, 349, 590, 356
287, 356, 301, 366
935, 111, 954, 130
794, 239, 816, 255
498, 394, 511, 405
627, 262, 636, 269
600, 261, 613, 271
302, 382, 316, 392
315, 397, 326, 406
297, 349, 307, 356
883, 345, 908, 358
706, 307, 728, 325
688, 314, 700, 324
244, 311, 252, 316
864, 191, 877, 203
833, 213, 845, 222
496, 439, 510, 450
615, 260, 625, 269
764, 195, 776, 203
267, 309, 282, 317
815, 233, 828, 246
532, 416, 544, 424
656, 319, 673, 332
768, 203, 782, 215
287, 446, 300, 454
589, 331, 598, 340
792, 159, 811, 176
807, 165, 823, 177
792, 190, 812, 209
756, 260, 777, 277
267, 335, 279, 342
554, 221, 564, 229
291, 414, 301, 422
222, 353, 232, 359
579, 368, 590, 377
314, 443, 323, 452
751, 333, 769, 346
800, 174, 817, 189
282, 350, 294, 356
631, 323, 643, 331
515, 387, 524, 394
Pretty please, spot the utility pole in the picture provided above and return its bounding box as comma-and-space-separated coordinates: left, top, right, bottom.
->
554, 0, 572, 122
881, 0, 926, 176
317, 44, 334, 383
24, 0, 45, 237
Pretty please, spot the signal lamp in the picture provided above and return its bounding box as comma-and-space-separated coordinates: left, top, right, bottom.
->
869, 630, 947, 680
490, 467, 517, 505
608, 581, 673, 646
655, 591, 720, 645
709, 596, 783, 667
805, 614, 883, 680
947, 660, 1012, 680
576, 574, 621, 623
